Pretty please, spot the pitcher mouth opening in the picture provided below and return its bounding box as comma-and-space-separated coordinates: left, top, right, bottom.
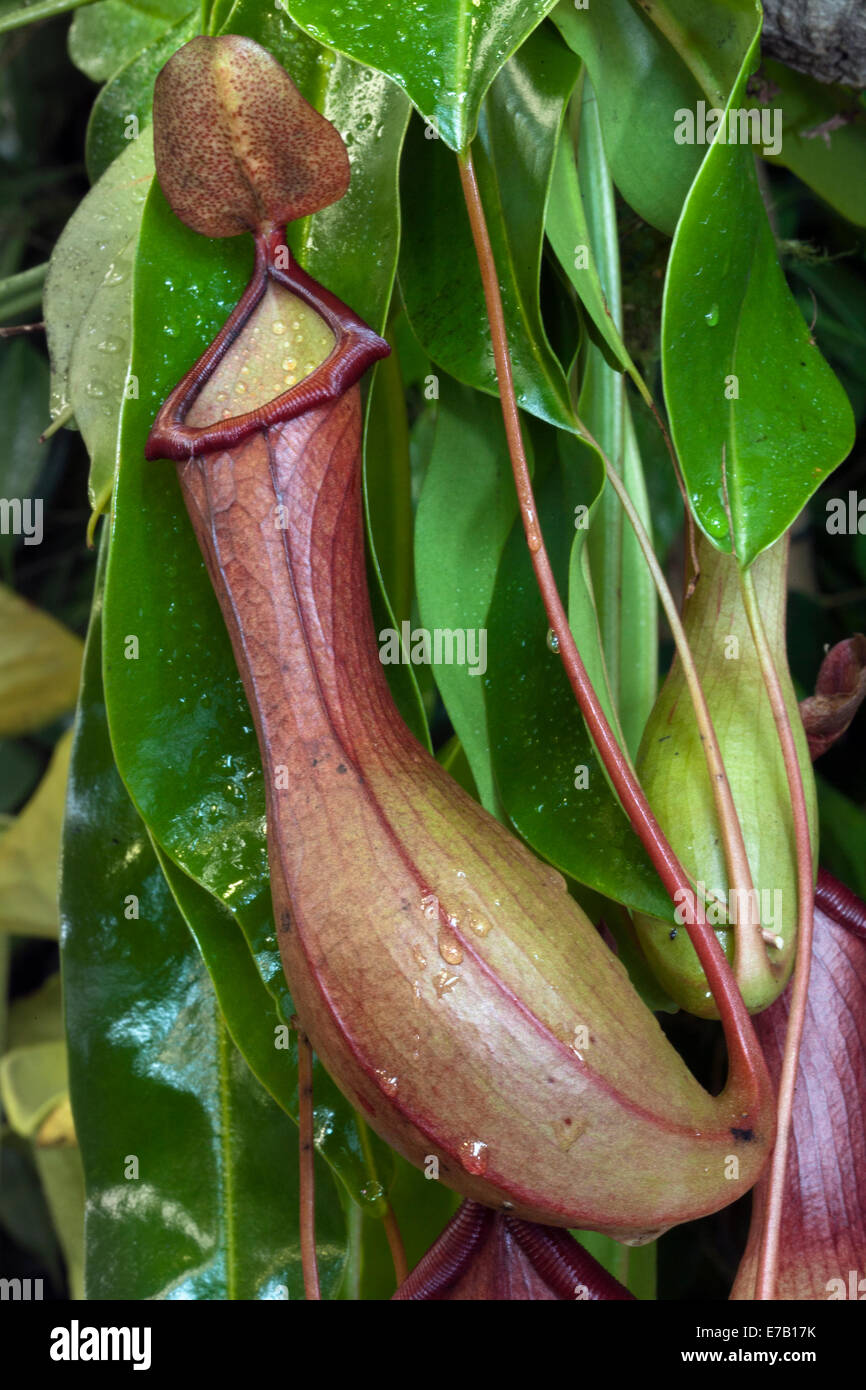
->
145, 225, 389, 463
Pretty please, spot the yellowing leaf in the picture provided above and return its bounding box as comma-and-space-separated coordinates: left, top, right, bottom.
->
0, 588, 82, 736
0, 728, 73, 937
0, 1039, 68, 1137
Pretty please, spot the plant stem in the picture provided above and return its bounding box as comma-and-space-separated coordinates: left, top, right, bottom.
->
355, 1113, 408, 1290
296, 1023, 321, 1301
0, 262, 47, 321
588, 434, 775, 1000
383, 1207, 409, 1288
457, 145, 769, 1103
739, 566, 816, 1301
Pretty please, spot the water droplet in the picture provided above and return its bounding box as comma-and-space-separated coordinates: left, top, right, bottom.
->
284, 373, 297, 387
438, 927, 463, 965
546, 628, 560, 654
359, 1180, 385, 1208
374, 1068, 398, 1096
459, 1139, 489, 1175
272, 320, 286, 335
468, 915, 491, 937
704, 304, 719, 326
412, 943, 427, 969
86, 381, 106, 399
235, 381, 247, 394
434, 970, 459, 998
97, 337, 122, 353
282, 357, 297, 372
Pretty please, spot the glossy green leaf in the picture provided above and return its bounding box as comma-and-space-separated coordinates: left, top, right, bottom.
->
152, 841, 381, 1206
759, 59, 866, 228
61, 543, 348, 1299
364, 346, 413, 630
546, 111, 644, 391
661, 27, 857, 566
570, 86, 657, 757
552, 0, 756, 236
85, 11, 198, 182
68, 0, 195, 84
400, 23, 579, 429
288, 0, 562, 153
486, 444, 673, 921
415, 379, 517, 815
43, 128, 153, 424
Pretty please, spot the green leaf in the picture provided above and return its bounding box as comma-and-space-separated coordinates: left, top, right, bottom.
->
61, 541, 348, 1299
364, 346, 413, 629
415, 379, 518, 815
363, 353, 432, 750
759, 59, 866, 228
552, 0, 757, 236
546, 103, 645, 392
661, 27, 857, 566
43, 128, 153, 424
69, 230, 139, 514
69, 0, 195, 84
85, 11, 198, 181
486, 443, 673, 921
288, 0, 562, 153
399, 23, 579, 429
817, 776, 866, 901
0, 0, 94, 36
152, 841, 380, 1205
567, 84, 657, 757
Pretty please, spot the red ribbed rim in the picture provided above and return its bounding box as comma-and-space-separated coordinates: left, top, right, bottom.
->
145, 225, 389, 461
